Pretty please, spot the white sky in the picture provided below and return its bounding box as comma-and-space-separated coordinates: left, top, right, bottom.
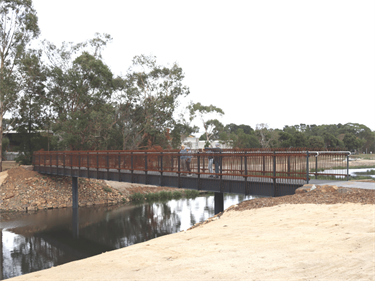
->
32, 0, 375, 133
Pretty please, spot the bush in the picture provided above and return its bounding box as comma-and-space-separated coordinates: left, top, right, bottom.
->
130, 192, 144, 201
145, 192, 158, 201
184, 189, 199, 198
172, 191, 183, 199
159, 191, 173, 200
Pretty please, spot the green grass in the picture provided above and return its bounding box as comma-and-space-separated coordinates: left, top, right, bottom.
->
172, 191, 183, 199
130, 192, 144, 201
184, 189, 200, 198
102, 186, 113, 193
129, 189, 199, 203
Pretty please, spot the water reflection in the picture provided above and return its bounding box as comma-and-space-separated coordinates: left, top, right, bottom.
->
0, 194, 256, 280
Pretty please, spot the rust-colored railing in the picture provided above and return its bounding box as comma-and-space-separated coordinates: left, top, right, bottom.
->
33, 149, 351, 182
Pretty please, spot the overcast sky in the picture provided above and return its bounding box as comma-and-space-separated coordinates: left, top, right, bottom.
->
32, 0, 375, 133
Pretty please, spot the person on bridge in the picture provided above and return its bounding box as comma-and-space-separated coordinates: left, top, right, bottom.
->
204, 146, 214, 177
185, 147, 193, 176
213, 143, 222, 178
180, 145, 188, 176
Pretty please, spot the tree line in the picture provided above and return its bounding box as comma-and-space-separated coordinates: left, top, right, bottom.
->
1, 1, 374, 168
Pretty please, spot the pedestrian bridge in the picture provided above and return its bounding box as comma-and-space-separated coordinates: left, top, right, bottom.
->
33, 149, 350, 214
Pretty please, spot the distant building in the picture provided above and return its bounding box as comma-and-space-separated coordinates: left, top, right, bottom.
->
181, 135, 231, 150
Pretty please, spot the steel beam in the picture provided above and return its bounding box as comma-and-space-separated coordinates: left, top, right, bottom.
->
214, 192, 224, 214
72, 177, 78, 209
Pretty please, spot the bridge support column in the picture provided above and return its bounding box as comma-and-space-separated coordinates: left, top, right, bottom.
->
72, 177, 78, 209
214, 192, 224, 214
72, 177, 79, 239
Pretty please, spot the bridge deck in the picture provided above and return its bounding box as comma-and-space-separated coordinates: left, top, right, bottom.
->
34, 165, 304, 197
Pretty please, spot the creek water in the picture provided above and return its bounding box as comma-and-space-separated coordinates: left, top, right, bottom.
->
0, 194, 257, 280
320, 167, 375, 179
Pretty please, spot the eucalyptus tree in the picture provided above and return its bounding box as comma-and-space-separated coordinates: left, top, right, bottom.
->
13, 49, 51, 164
0, 0, 39, 170
115, 55, 190, 149
188, 102, 224, 145
43, 34, 116, 150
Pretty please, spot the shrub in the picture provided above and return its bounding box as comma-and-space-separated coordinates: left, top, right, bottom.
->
172, 191, 183, 199
159, 191, 173, 200
184, 189, 199, 198
102, 186, 112, 193
130, 192, 144, 201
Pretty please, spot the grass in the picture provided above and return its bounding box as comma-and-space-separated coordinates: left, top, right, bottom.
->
129, 189, 200, 203
102, 186, 112, 193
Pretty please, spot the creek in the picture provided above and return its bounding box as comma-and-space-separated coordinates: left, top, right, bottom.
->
0, 193, 257, 280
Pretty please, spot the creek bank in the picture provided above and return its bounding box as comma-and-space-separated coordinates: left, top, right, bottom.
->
0, 166, 183, 213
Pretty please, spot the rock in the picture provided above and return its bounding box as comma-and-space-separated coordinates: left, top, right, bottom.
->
295, 185, 313, 194
315, 185, 337, 193
4, 193, 14, 199
337, 187, 352, 194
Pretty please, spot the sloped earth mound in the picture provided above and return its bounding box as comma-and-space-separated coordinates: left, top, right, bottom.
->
190, 182, 375, 229
0, 166, 180, 213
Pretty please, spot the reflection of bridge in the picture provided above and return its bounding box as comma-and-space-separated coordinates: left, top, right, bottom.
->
33, 149, 350, 214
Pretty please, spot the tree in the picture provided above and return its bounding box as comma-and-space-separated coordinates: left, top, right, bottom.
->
13, 49, 51, 164
343, 133, 363, 152
230, 128, 260, 149
116, 55, 190, 149
188, 102, 224, 144
322, 132, 343, 149
255, 123, 278, 148
0, 0, 39, 170
308, 136, 324, 149
43, 35, 116, 150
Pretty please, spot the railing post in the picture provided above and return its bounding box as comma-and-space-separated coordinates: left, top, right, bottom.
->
106, 152, 109, 180
71, 153, 73, 176
96, 152, 99, 178
145, 152, 148, 184
63, 152, 65, 176
315, 154, 318, 180
131, 152, 134, 183
78, 152, 81, 177
262, 155, 266, 176
220, 151, 223, 193
244, 151, 248, 195
273, 151, 277, 196
347, 153, 350, 181
160, 152, 163, 186
306, 151, 309, 184
197, 151, 201, 190
87, 152, 90, 179
178, 151, 181, 188
118, 152, 121, 182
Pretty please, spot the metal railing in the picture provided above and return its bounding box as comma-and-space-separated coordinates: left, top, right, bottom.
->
33, 149, 351, 183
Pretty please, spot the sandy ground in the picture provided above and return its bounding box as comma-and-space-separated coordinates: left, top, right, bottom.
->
9, 202, 375, 281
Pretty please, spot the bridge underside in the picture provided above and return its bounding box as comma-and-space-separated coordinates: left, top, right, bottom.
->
34, 165, 304, 198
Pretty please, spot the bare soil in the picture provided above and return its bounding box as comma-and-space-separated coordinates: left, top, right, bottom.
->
0, 166, 184, 213
9, 189, 375, 281
2, 164, 375, 280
